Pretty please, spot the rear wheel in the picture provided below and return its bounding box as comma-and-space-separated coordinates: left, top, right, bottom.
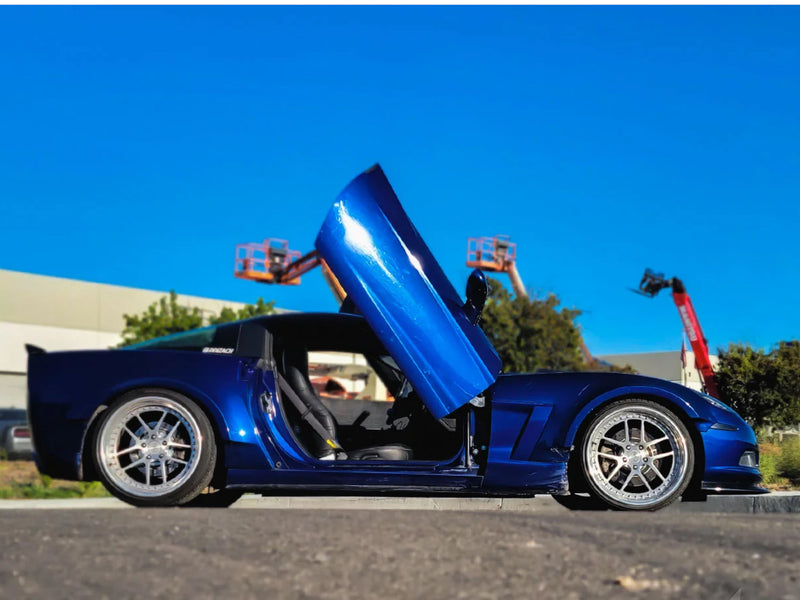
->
579, 399, 694, 511
94, 389, 217, 507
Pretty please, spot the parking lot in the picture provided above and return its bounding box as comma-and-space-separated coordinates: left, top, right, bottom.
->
0, 503, 798, 600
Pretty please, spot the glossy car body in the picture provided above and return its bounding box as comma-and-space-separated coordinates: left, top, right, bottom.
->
27, 165, 764, 506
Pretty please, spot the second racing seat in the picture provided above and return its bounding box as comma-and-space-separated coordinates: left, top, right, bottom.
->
281, 345, 413, 461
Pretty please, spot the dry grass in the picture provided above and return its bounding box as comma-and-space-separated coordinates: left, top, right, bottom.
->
0, 459, 107, 499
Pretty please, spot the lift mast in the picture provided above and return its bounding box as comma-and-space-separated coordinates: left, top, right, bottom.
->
633, 269, 719, 398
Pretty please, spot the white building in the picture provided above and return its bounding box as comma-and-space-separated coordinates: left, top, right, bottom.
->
0, 268, 255, 409
598, 350, 719, 392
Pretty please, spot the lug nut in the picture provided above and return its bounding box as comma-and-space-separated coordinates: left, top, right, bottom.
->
639, 445, 644, 450
141, 443, 147, 448
146, 455, 151, 459
151, 434, 156, 439
634, 465, 639, 470
626, 445, 631, 450
622, 457, 628, 462
162, 441, 167, 446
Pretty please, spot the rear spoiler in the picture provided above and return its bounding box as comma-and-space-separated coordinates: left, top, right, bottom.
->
25, 344, 46, 355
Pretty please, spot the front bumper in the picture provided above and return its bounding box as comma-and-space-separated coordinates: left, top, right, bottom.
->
700, 422, 767, 495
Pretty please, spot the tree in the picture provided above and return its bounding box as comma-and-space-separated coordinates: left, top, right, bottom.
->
716, 341, 800, 429
119, 291, 275, 347
480, 277, 585, 373
208, 297, 276, 325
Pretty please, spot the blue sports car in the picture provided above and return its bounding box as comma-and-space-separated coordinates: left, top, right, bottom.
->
27, 165, 764, 510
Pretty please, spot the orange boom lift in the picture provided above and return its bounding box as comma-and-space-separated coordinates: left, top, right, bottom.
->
234, 238, 346, 302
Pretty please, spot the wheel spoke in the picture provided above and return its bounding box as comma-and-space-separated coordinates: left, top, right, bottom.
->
640, 418, 646, 443
136, 414, 151, 433
162, 461, 168, 483
168, 441, 192, 449
624, 419, 630, 443
644, 463, 665, 482
601, 437, 625, 447
620, 470, 635, 491
123, 457, 147, 471
169, 457, 188, 465
598, 452, 621, 461
605, 461, 623, 482
124, 426, 140, 441
651, 451, 674, 460
155, 410, 168, 432
114, 445, 139, 458
145, 464, 151, 486
647, 435, 669, 448
167, 421, 183, 439
640, 472, 652, 491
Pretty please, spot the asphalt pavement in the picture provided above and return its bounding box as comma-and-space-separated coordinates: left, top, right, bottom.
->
0, 507, 797, 600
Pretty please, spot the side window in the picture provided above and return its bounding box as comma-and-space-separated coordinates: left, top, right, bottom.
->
307, 351, 396, 431
307, 351, 391, 402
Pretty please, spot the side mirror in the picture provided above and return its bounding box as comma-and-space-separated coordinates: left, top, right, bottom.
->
464, 269, 488, 325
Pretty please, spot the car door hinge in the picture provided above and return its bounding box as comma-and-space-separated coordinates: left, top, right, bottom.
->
260, 391, 276, 418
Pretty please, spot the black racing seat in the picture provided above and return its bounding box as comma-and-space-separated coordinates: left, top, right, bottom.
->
281, 345, 413, 461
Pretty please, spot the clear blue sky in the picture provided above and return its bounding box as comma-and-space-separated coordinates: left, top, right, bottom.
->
1, 7, 798, 355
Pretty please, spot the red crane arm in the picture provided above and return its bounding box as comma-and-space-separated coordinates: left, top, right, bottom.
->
669, 279, 718, 398
634, 269, 719, 398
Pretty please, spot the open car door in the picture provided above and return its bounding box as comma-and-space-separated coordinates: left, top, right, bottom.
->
315, 165, 501, 419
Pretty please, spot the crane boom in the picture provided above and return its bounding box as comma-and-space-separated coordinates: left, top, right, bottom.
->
634, 269, 719, 398
234, 239, 346, 303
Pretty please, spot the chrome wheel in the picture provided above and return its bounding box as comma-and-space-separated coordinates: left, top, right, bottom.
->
583, 403, 691, 509
98, 396, 203, 498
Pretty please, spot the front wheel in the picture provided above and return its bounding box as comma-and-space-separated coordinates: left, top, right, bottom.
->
94, 389, 217, 507
579, 399, 694, 511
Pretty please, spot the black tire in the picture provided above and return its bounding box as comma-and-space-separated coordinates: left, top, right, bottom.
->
93, 388, 218, 507
577, 399, 695, 511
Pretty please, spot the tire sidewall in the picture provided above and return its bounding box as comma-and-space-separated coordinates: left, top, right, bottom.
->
94, 388, 217, 507
580, 399, 695, 511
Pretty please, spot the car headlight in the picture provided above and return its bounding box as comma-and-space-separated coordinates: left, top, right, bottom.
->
697, 392, 735, 413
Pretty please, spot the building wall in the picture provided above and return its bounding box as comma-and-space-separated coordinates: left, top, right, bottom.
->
598, 350, 719, 393
0, 268, 254, 409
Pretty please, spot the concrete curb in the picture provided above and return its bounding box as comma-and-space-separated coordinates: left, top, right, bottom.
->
0, 492, 797, 513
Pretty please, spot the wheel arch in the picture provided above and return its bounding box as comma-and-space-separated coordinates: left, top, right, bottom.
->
80, 384, 229, 488
564, 386, 706, 496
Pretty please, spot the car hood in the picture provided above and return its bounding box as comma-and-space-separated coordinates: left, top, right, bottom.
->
315, 165, 501, 419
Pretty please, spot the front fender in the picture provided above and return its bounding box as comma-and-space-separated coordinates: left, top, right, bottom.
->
564, 385, 709, 448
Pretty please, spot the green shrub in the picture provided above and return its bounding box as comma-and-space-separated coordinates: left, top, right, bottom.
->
0, 448, 7, 461
777, 437, 800, 481
78, 481, 106, 498
759, 443, 782, 485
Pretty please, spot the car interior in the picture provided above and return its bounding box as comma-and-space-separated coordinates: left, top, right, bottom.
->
266, 315, 465, 462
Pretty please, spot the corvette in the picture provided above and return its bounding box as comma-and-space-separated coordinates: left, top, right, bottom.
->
27, 165, 764, 510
